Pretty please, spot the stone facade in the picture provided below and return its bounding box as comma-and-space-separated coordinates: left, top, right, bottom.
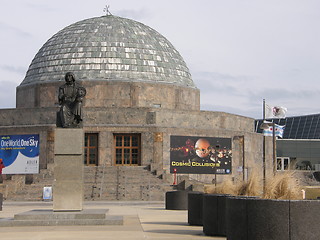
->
0, 105, 273, 200
0, 14, 273, 201
16, 81, 200, 111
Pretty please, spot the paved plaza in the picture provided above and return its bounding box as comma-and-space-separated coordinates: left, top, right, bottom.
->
0, 201, 226, 240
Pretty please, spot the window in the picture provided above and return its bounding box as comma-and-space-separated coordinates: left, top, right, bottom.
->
277, 157, 290, 171
114, 134, 141, 166
84, 133, 98, 166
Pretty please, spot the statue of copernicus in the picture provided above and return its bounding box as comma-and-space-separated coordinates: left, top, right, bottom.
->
57, 72, 86, 128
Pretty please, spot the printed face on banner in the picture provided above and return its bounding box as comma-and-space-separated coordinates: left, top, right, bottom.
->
170, 136, 232, 174
0, 134, 40, 174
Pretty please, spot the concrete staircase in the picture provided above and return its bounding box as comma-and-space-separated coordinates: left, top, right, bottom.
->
0, 165, 54, 201
84, 166, 173, 201
0, 164, 174, 201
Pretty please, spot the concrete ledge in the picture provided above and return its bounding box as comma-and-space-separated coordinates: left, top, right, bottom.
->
14, 209, 109, 220
0, 209, 124, 227
0, 216, 123, 227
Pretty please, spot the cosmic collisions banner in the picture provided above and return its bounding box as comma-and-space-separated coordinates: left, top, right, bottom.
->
0, 134, 39, 174
170, 136, 232, 174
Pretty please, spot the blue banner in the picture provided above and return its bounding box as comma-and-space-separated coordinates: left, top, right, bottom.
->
0, 134, 39, 174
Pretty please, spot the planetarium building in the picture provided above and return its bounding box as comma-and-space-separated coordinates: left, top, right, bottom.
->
0, 15, 270, 200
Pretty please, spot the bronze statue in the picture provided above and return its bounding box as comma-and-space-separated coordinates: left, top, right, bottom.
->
57, 72, 86, 128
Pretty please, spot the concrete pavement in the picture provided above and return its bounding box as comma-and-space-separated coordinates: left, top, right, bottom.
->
0, 201, 226, 240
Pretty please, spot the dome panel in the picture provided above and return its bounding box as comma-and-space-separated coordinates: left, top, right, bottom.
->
21, 15, 195, 88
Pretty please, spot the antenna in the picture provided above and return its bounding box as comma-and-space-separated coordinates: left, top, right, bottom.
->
103, 4, 112, 16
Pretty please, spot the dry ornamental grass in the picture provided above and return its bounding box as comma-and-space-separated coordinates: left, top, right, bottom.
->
205, 170, 302, 200
263, 171, 303, 200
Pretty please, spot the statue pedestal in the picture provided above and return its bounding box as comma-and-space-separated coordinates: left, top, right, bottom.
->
53, 128, 84, 211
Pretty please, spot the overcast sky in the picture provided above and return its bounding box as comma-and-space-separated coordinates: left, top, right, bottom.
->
1, 0, 320, 119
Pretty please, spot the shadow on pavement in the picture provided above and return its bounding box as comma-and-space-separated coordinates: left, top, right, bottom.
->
144, 229, 205, 236
141, 221, 189, 226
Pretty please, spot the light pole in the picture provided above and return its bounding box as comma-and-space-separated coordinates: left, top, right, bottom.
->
272, 122, 276, 174
260, 121, 277, 184
261, 99, 267, 191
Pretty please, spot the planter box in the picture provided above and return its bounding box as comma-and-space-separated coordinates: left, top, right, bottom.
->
248, 199, 289, 240
290, 200, 320, 240
188, 192, 203, 226
226, 196, 250, 240
226, 197, 320, 240
165, 190, 188, 210
203, 194, 229, 236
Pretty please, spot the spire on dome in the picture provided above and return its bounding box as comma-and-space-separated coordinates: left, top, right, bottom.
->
103, 4, 112, 16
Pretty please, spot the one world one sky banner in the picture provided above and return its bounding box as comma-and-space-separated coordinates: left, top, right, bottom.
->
0, 134, 39, 174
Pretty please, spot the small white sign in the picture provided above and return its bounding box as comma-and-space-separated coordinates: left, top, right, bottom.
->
43, 187, 52, 200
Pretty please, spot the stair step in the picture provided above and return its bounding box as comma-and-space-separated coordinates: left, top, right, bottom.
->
2, 164, 175, 201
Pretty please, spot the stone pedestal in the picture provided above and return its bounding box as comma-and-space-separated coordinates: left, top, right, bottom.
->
53, 128, 84, 211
